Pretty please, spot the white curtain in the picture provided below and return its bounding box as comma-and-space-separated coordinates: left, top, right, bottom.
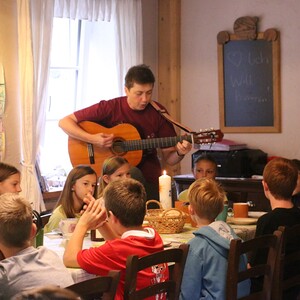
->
17, 0, 55, 211
53, 0, 143, 93
54, 0, 115, 21
17, 0, 142, 211
114, 0, 143, 92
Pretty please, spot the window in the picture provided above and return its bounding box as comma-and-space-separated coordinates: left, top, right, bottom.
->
39, 17, 120, 182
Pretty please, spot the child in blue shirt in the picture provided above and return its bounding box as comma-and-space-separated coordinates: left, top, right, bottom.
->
180, 178, 250, 300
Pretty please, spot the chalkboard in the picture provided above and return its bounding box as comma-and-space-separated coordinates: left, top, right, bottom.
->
218, 32, 280, 133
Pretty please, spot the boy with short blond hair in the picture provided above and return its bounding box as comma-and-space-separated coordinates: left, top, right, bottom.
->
0, 193, 74, 299
188, 176, 224, 222
180, 178, 250, 300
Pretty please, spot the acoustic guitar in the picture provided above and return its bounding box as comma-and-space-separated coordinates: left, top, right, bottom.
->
68, 121, 224, 175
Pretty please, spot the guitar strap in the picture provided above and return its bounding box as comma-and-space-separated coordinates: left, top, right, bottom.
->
150, 101, 196, 134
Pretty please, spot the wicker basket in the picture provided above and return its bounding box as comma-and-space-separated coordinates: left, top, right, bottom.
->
144, 200, 187, 234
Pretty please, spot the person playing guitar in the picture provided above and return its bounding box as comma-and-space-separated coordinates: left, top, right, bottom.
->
59, 64, 222, 200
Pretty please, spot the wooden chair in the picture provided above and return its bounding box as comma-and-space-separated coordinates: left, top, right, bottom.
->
124, 243, 189, 300
40, 211, 52, 228
66, 270, 121, 300
226, 230, 283, 300
272, 224, 300, 300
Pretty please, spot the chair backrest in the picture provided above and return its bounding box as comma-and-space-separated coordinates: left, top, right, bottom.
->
40, 211, 52, 228
226, 230, 283, 300
272, 224, 300, 300
124, 243, 189, 300
66, 270, 121, 300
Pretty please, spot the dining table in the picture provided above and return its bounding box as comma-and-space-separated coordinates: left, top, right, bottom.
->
43, 220, 256, 283
44, 232, 101, 283
160, 221, 256, 248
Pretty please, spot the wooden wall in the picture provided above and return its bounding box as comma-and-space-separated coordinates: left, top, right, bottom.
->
157, 0, 181, 176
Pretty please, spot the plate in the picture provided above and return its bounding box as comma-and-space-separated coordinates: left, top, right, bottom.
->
248, 211, 267, 218
227, 217, 258, 225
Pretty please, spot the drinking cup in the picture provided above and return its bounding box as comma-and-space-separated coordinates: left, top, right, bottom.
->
215, 204, 228, 222
175, 201, 197, 227
59, 218, 78, 239
233, 202, 249, 218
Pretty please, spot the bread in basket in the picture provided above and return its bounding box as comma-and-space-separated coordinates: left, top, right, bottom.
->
144, 200, 188, 234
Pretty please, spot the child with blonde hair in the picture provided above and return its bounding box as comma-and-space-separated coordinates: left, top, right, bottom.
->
180, 178, 250, 299
0, 193, 73, 298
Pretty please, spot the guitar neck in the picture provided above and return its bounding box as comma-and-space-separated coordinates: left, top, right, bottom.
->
121, 135, 193, 151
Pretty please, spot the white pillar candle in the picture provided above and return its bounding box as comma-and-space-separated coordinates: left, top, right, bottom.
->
159, 170, 172, 209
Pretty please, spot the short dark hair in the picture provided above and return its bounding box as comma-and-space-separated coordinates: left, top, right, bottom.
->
104, 178, 146, 227
263, 157, 298, 200
125, 64, 155, 89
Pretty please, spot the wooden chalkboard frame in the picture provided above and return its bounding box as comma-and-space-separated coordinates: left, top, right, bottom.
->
218, 30, 281, 133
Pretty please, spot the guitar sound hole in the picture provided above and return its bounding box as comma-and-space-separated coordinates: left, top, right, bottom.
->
111, 139, 126, 155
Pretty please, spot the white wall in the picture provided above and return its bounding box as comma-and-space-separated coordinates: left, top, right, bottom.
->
180, 0, 300, 173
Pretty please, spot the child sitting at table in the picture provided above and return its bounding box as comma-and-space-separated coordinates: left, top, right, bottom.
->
250, 157, 300, 298
63, 178, 168, 300
97, 156, 131, 199
179, 178, 250, 300
178, 154, 218, 201
177, 154, 228, 224
0, 193, 74, 299
44, 165, 97, 233
0, 162, 22, 195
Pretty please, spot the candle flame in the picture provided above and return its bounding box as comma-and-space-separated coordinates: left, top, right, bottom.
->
163, 170, 167, 176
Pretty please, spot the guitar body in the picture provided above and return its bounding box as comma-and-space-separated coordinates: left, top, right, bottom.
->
68, 122, 143, 175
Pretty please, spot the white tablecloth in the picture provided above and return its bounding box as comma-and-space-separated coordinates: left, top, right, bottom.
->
160, 223, 256, 248
44, 233, 103, 283
44, 222, 256, 283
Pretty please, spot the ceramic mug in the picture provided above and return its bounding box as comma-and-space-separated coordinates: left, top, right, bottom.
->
232, 202, 249, 218
175, 201, 197, 227
215, 204, 228, 222
59, 218, 78, 239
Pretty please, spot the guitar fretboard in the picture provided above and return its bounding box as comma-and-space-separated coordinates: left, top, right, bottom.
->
113, 135, 193, 152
